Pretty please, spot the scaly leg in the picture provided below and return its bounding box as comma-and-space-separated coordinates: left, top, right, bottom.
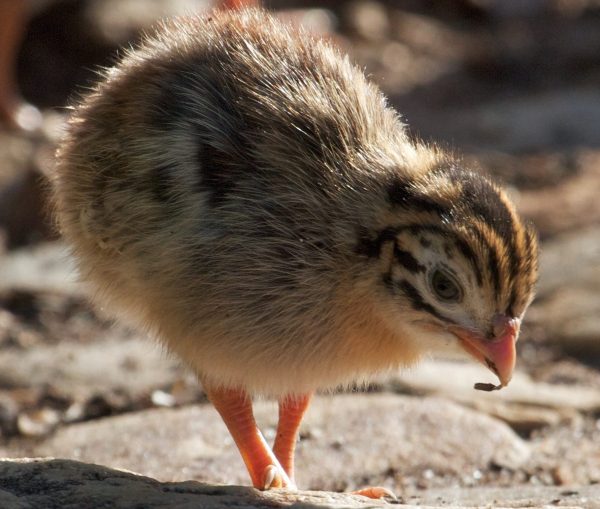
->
272, 393, 312, 482
204, 384, 292, 490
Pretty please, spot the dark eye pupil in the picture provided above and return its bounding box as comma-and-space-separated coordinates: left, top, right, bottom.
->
432, 271, 460, 301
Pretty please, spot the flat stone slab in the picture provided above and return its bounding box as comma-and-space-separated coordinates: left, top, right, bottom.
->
2, 394, 529, 491
0, 458, 385, 509
1, 458, 598, 509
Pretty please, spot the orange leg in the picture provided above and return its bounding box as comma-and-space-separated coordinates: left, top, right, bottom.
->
272, 393, 312, 482
219, 0, 259, 9
204, 384, 293, 490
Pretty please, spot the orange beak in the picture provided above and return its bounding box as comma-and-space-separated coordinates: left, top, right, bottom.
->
449, 315, 520, 387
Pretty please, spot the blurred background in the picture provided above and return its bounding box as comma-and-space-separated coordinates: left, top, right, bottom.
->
0, 0, 599, 500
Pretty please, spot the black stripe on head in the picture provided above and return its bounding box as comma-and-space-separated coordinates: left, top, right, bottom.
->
354, 227, 398, 258
407, 224, 442, 236
507, 287, 518, 317
387, 177, 447, 216
405, 224, 485, 289
523, 225, 539, 275
508, 223, 539, 314
396, 280, 455, 324
454, 236, 483, 287
434, 167, 513, 236
488, 245, 502, 296
468, 223, 504, 297
394, 244, 425, 273
358, 223, 486, 298
356, 224, 450, 260
441, 168, 519, 281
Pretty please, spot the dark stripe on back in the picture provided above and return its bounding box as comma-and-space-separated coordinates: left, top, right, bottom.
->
150, 59, 253, 208
148, 163, 178, 203
196, 141, 240, 207
288, 112, 351, 162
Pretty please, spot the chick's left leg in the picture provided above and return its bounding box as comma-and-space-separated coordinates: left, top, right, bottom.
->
273, 393, 312, 483
204, 384, 293, 490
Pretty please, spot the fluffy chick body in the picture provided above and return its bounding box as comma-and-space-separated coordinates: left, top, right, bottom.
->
53, 9, 536, 397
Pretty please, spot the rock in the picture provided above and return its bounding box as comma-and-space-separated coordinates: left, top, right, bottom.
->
535, 226, 600, 297
0, 335, 181, 402
474, 89, 600, 151
0, 133, 35, 190
469, 400, 568, 434
411, 484, 600, 509
0, 458, 388, 509
390, 359, 600, 412
1, 394, 529, 491
406, 89, 600, 153
0, 242, 80, 295
534, 360, 600, 390
0, 330, 190, 437
518, 155, 600, 239
0, 168, 53, 249
2, 458, 600, 509
16, 408, 61, 438
527, 226, 600, 354
530, 416, 600, 486
529, 287, 600, 356
475, 151, 578, 192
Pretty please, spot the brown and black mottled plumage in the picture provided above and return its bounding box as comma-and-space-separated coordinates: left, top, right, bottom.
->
52, 8, 538, 494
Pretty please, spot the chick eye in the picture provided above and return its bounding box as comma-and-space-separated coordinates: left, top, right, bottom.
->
430, 269, 462, 303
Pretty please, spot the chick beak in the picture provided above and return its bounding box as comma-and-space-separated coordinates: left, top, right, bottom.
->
449, 315, 521, 387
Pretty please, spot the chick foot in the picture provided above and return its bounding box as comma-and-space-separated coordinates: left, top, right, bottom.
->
352, 487, 397, 500
262, 464, 296, 490
203, 383, 296, 491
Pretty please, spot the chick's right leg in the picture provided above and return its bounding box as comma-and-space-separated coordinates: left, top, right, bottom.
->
203, 383, 293, 490
273, 393, 312, 483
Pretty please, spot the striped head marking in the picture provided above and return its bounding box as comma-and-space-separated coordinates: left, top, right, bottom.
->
358, 163, 538, 385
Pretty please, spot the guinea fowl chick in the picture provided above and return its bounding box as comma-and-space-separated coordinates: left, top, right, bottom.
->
52, 9, 538, 497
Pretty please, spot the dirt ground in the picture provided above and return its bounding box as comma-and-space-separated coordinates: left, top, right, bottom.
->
0, 0, 599, 502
